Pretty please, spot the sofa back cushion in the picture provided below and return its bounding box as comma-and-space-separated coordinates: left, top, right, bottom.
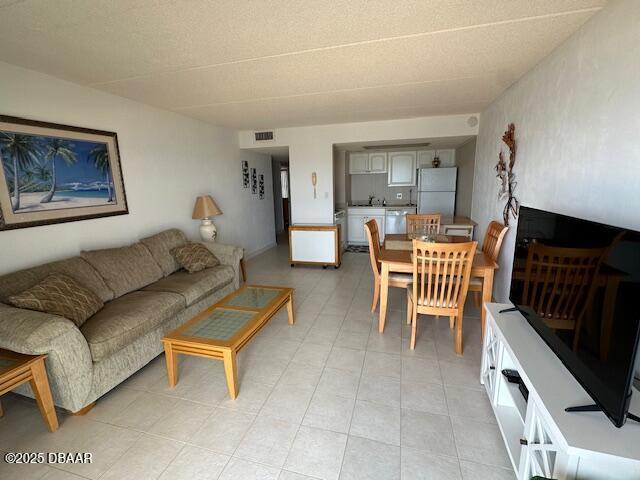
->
7, 273, 104, 327
0, 256, 114, 304
81, 243, 163, 298
140, 228, 188, 276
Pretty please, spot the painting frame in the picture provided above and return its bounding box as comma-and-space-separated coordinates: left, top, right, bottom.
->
250, 167, 257, 194
0, 115, 128, 231
259, 174, 265, 199
241, 160, 249, 188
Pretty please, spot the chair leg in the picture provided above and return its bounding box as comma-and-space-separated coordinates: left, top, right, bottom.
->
406, 294, 412, 325
473, 291, 481, 309
455, 310, 464, 355
371, 280, 380, 313
449, 316, 455, 329
410, 308, 418, 350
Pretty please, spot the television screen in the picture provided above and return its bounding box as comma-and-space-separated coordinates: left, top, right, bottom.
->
509, 206, 640, 427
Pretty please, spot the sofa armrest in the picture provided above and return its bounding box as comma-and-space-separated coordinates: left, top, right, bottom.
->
201, 242, 243, 288
0, 303, 92, 412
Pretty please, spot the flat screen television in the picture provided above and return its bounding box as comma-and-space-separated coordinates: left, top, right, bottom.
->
508, 205, 640, 427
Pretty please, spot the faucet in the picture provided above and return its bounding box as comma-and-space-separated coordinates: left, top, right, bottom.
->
409, 188, 413, 205
368, 194, 375, 206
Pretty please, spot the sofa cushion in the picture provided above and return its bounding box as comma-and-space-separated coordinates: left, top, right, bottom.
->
143, 265, 235, 306
140, 229, 188, 276
7, 273, 104, 327
0, 256, 114, 304
171, 242, 220, 273
81, 243, 164, 298
80, 291, 184, 362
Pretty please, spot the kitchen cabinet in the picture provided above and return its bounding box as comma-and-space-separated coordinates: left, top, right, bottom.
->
368, 152, 387, 173
349, 153, 369, 174
417, 149, 455, 168
347, 208, 385, 244
387, 151, 416, 186
349, 152, 387, 174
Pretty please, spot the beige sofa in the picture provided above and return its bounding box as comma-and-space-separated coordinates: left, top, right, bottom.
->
0, 229, 242, 413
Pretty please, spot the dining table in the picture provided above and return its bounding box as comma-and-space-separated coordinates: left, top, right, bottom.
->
377, 233, 499, 354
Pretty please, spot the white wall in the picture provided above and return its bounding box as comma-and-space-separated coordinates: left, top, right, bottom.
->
471, 0, 640, 301
0, 62, 275, 274
240, 115, 479, 224
455, 138, 476, 218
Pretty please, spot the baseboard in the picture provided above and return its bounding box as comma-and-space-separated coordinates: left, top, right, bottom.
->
245, 242, 277, 260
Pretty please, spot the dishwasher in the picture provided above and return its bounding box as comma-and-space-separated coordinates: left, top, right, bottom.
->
384, 207, 416, 234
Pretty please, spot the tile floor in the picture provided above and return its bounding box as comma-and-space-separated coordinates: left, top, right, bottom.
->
0, 244, 514, 480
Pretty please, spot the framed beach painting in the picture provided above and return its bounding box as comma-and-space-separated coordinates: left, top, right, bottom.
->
0, 115, 128, 231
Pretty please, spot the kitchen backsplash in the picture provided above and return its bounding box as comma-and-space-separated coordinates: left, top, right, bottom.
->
350, 173, 415, 205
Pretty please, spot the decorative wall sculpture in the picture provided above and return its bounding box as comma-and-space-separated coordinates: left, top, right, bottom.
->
496, 123, 519, 226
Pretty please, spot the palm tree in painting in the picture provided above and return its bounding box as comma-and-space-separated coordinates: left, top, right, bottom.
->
40, 138, 77, 203
0, 132, 42, 211
88, 144, 113, 202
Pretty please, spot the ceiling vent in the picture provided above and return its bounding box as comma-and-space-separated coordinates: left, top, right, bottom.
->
254, 131, 274, 141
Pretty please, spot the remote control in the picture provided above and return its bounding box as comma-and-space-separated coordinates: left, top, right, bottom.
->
501, 369, 522, 384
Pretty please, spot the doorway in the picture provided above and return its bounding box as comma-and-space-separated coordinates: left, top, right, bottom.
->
271, 156, 290, 244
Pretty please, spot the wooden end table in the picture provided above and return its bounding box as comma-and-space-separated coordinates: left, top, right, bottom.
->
162, 284, 294, 399
0, 349, 59, 432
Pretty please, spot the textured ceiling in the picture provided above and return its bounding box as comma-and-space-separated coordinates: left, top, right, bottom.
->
0, 0, 604, 129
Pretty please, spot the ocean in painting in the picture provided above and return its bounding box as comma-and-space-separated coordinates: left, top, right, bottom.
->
1, 133, 115, 213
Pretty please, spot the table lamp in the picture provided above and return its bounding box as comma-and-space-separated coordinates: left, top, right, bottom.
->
192, 195, 222, 241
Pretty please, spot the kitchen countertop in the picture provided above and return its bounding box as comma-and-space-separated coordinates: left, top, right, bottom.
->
347, 204, 417, 209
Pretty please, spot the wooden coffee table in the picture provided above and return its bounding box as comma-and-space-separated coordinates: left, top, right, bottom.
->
0, 349, 58, 432
162, 284, 294, 399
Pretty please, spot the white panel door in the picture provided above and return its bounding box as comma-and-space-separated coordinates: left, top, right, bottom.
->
347, 215, 366, 243
349, 153, 369, 174
368, 152, 387, 173
388, 151, 417, 186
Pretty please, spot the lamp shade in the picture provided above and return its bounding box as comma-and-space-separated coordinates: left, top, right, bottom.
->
192, 195, 222, 219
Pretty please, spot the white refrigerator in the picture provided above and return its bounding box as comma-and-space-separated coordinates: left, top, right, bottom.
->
417, 167, 457, 216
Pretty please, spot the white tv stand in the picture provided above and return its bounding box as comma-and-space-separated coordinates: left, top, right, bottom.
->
481, 303, 640, 480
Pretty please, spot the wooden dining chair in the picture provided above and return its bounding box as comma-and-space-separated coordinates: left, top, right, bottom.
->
407, 239, 477, 354
365, 219, 412, 312
522, 242, 606, 351
471, 221, 509, 307
406, 214, 441, 236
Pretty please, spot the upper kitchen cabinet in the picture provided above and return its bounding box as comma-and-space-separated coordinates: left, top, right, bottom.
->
349, 152, 387, 174
368, 152, 387, 173
387, 151, 417, 186
417, 149, 455, 168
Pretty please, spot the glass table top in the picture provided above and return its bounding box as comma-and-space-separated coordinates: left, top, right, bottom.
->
224, 286, 284, 309
183, 308, 257, 341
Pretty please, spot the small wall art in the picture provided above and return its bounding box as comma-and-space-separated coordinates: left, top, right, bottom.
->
259, 174, 265, 199
241, 160, 249, 188
250, 167, 257, 194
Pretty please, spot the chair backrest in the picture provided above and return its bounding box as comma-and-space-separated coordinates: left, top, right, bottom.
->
407, 214, 441, 235
364, 219, 381, 278
522, 243, 605, 326
412, 240, 477, 310
482, 221, 509, 261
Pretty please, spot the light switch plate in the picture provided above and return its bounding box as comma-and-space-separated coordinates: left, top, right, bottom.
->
396, 193, 402, 199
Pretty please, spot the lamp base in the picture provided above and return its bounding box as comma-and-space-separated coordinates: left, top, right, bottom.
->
199, 218, 217, 242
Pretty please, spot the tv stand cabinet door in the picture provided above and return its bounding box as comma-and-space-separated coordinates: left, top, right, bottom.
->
519, 400, 574, 480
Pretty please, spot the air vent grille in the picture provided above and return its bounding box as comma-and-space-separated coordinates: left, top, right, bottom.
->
254, 131, 274, 141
